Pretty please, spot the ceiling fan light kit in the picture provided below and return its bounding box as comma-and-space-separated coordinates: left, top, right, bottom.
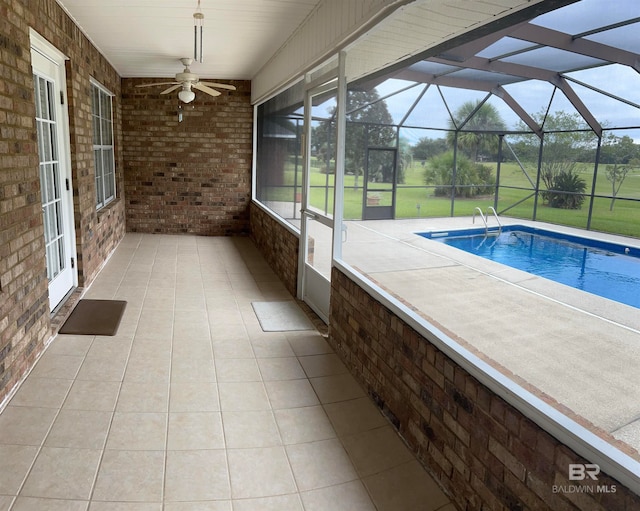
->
178, 87, 196, 103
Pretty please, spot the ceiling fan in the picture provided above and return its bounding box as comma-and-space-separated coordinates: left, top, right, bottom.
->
135, 58, 236, 103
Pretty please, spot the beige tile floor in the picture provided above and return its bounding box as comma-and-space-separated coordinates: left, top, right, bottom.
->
0, 234, 455, 511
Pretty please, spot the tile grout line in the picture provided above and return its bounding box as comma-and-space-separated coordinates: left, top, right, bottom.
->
160, 241, 178, 511
218, 240, 250, 504
85, 233, 146, 508
197, 238, 233, 504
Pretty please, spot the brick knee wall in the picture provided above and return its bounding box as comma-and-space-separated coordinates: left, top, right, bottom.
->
329, 268, 640, 511
249, 202, 299, 297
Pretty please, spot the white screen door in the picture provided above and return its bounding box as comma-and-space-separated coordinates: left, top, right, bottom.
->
31, 39, 76, 311
298, 82, 337, 323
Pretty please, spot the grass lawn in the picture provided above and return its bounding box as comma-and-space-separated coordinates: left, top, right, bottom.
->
260, 157, 640, 238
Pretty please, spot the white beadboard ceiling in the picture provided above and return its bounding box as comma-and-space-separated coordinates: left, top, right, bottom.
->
55, 0, 568, 95
344, 0, 553, 82
55, 0, 322, 79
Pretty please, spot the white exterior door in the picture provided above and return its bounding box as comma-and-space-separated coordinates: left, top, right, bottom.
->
31, 35, 77, 311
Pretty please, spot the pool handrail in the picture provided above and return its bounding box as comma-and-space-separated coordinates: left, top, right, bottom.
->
473, 207, 502, 237
488, 206, 503, 235
472, 207, 487, 232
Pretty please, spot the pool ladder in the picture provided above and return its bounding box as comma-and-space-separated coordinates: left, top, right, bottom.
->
473, 207, 502, 236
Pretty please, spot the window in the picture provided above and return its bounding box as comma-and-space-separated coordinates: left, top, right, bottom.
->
255, 81, 304, 226
91, 81, 115, 208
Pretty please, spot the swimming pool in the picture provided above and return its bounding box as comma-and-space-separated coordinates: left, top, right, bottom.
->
418, 225, 640, 309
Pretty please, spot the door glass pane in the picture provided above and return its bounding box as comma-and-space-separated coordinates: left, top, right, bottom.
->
39, 164, 47, 202
42, 205, 51, 243
46, 81, 56, 121
49, 123, 58, 161
51, 239, 60, 278
51, 162, 60, 200
45, 244, 53, 280
48, 163, 57, 203
37, 77, 47, 119
41, 121, 52, 161
55, 200, 63, 236
36, 122, 45, 162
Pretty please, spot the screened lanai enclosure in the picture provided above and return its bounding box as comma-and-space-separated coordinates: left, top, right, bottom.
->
256, 0, 640, 238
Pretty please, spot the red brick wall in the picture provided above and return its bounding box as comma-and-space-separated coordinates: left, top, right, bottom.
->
65, 59, 125, 285
122, 78, 252, 235
329, 268, 640, 511
0, 0, 125, 404
249, 202, 299, 296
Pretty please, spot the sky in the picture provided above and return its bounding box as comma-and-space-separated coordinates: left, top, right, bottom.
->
310, 62, 640, 147
372, 64, 640, 146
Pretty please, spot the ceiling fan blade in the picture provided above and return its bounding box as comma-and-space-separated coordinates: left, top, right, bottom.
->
199, 81, 236, 91
193, 83, 221, 97
135, 81, 180, 88
160, 84, 183, 95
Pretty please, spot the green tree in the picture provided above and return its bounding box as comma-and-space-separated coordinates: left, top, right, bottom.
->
446, 101, 506, 161
346, 90, 396, 186
600, 134, 639, 210
412, 137, 448, 162
397, 137, 412, 184
538, 111, 595, 178
425, 151, 495, 198
316, 89, 396, 187
310, 115, 337, 175
605, 164, 632, 211
599, 134, 640, 164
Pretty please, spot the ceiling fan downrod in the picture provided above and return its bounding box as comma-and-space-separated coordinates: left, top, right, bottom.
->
193, 0, 204, 63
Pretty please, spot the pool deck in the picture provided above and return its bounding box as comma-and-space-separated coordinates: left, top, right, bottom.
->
341, 217, 640, 458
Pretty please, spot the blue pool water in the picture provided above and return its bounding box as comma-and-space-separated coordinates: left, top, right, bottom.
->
418, 225, 640, 309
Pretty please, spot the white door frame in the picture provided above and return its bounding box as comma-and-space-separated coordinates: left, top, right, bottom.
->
297, 78, 337, 323
297, 54, 348, 324
30, 30, 77, 311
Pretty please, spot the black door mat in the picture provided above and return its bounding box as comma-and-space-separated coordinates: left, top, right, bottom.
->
59, 299, 127, 336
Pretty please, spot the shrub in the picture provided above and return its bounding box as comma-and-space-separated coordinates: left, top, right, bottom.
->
425, 151, 495, 198
543, 169, 587, 209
